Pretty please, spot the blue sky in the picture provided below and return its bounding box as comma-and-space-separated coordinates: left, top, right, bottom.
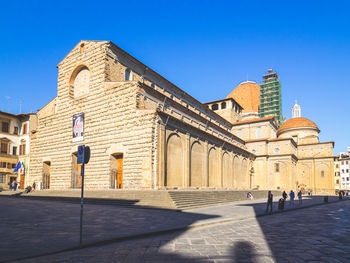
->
0, 0, 349, 153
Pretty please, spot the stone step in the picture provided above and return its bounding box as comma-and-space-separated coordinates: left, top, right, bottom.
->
0, 190, 280, 210
167, 190, 281, 209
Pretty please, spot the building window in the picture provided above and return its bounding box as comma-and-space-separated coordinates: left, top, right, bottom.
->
252, 149, 256, 154
11, 163, 16, 168
347, 169, 349, 173
336, 164, 339, 168
2, 122, 9, 133
14, 127, 18, 135
342, 169, 344, 173
221, 102, 226, 109
336, 179, 339, 184
321, 170, 325, 177
275, 163, 280, 173
125, 68, 133, 81
341, 161, 344, 165
80, 43, 85, 53
212, 104, 218, 110
0, 174, 6, 183
12, 146, 17, 155
256, 127, 261, 139
274, 148, 280, 154
19, 144, 26, 155
1, 142, 7, 154
23, 124, 27, 134
347, 178, 350, 181
347, 161, 349, 164
0, 162, 6, 168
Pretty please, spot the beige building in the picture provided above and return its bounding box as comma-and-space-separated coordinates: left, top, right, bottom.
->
0, 111, 36, 190
334, 155, 340, 190
27, 40, 335, 194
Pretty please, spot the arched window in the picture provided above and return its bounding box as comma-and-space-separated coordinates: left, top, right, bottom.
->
212, 104, 218, 110
275, 163, 280, 173
221, 102, 226, 109
125, 68, 133, 81
73, 67, 90, 98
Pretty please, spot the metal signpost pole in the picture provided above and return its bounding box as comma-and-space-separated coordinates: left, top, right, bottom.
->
79, 163, 85, 247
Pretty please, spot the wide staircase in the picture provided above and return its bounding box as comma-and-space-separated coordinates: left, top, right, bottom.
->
0, 189, 280, 210
168, 190, 280, 210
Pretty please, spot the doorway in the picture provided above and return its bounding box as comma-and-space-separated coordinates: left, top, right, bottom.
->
110, 153, 123, 189
72, 153, 82, 188
42, 161, 51, 189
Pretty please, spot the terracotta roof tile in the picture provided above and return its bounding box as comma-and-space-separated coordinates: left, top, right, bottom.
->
278, 117, 319, 132
226, 81, 260, 113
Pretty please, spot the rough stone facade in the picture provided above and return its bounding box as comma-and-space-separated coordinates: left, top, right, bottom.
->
29, 41, 252, 190
27, 40, 335, 194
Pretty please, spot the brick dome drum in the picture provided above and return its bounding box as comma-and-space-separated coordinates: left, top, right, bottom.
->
278, 117, 319, 132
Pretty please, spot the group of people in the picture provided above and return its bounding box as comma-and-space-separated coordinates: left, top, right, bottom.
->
24, 182, 36, 193
8, 180, 36, 193
9, 181, 19, 191
266, 189, 303, 213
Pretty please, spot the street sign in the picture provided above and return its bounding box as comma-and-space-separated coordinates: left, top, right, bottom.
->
76, 144, 91, 247
77, 145, 90, 164
77, 145, 85, 164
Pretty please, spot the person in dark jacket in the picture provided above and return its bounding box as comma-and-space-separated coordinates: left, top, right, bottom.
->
297, 190, 302, 204
289, 190, 295, 206
266, 191, 273, 213
282, 191, 287, 200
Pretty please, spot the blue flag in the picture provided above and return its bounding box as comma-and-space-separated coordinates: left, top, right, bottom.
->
13, 162, 21, 173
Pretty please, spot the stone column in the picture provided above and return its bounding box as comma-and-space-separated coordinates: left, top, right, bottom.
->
218, 147, 223, 188
183, 133, 190, 188
203, 140, 209, 187
158, 124, 166, 188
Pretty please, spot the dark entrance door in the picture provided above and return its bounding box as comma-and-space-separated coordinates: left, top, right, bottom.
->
42, 162, 51, 189
72, 153, 82, 188
110, 154, 123, 189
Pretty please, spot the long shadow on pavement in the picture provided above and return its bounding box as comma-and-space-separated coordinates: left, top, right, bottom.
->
0, 196, 217, 262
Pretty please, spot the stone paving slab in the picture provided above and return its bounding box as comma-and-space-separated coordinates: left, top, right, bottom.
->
0, 194, 347, 262
13, 200, 350, 263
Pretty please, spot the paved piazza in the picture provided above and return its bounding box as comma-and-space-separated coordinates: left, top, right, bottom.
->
1, 197, 349, 263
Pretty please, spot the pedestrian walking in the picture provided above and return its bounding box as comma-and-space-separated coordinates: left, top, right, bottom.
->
13, 181, 18, 191
32, 181, 36, 191
339, 191, 343, 200
289, 190, 295, 206
297, 190, 302, 204
266, 191, 273, 213
246, 192, 254, 200
282, 191, 287, 200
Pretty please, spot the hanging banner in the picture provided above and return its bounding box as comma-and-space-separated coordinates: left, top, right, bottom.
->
73, 113, 84, 142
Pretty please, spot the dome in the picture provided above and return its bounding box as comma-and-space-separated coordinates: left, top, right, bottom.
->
278, 117, 319, 133
226, 81, 260, 113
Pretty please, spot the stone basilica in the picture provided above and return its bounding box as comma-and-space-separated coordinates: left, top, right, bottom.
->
26, 41, 334, 194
